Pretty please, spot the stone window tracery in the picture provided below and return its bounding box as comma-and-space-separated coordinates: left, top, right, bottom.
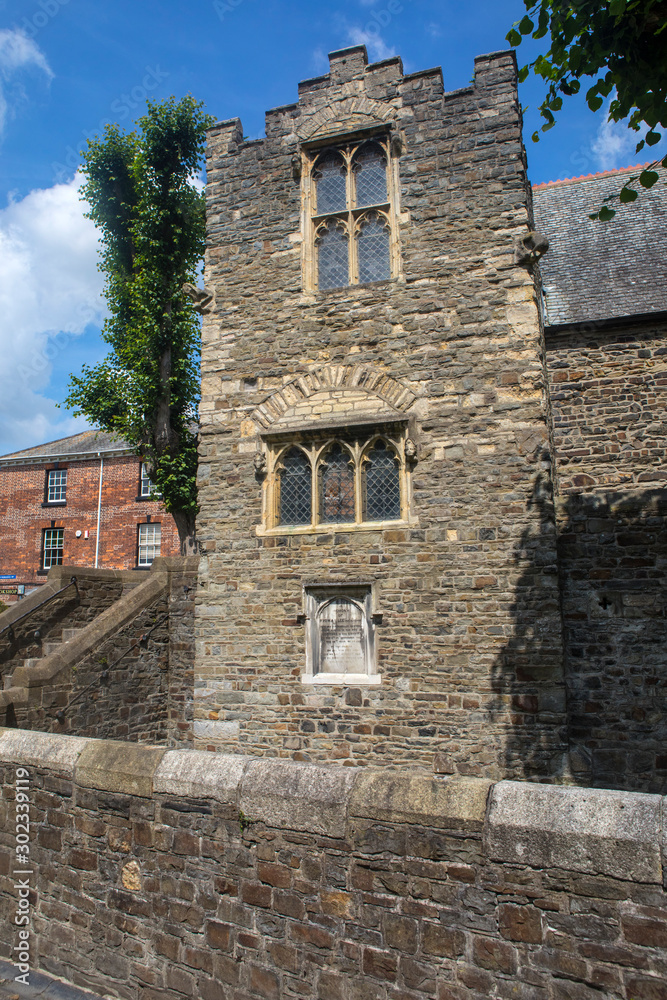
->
303, 135, 400, 291
259, 425, 412, 535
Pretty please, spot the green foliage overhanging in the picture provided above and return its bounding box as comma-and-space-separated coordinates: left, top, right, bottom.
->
65, 96, 213, 547
507, 0, 667, 218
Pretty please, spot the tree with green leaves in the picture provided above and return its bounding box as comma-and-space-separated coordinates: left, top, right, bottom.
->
508, 0, 667, 218
65, 96, 213, 551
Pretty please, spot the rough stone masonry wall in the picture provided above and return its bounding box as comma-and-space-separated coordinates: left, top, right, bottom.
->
0, 730, 665, 1000
0, 567, 125, 686
0, 559, 197, 747
196, 47, 567, 779
546, 321, 667, 794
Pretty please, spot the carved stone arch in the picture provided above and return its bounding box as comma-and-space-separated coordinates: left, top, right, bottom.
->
251, 365, 417, 430
296, 96, 396, 143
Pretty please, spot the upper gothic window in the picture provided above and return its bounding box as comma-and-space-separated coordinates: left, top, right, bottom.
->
303, 137, 400, 292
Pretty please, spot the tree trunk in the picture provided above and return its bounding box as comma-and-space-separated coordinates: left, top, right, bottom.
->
172, 509, 198, 556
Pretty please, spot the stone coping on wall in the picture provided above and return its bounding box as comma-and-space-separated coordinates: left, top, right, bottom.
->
0, 728, 664, 885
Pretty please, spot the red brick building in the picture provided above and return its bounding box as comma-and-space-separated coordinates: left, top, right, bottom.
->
0, 430, 179, 599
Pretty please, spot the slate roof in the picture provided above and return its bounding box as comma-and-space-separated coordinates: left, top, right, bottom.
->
532, 164, 667, 328
0, 429, 135, 464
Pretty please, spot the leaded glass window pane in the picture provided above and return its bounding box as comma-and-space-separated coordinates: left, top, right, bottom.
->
358, 214, 390, 284
363, 441, 400, 521
355, 145, 387, 207
314, 154, 347, 214
279, 448, 311, 525
320, 444, 355, 524
318, 222, 349, 290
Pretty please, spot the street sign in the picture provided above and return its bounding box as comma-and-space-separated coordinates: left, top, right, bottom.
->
0, 575, 16, 580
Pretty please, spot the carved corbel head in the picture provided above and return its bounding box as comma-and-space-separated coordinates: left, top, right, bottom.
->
182, 282, 215, 315
514, 231, 549, 268
390, 132, 403, 158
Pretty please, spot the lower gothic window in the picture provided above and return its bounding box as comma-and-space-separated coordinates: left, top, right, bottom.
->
363, 440, 401, 521
262, 425, 412, 534
319, 443, 355, 523
279, 448, 311, 526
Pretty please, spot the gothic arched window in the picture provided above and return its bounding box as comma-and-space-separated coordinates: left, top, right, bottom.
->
319, 443, 355, 523
305, 135, 399, 291
317, 221, 349, 291
261, 427, 413, 534
354, 142, 388, 208
357, 212, 391, 285
363, 440, 400, 521
314, 152, 347, 214
279, 447, 312, 525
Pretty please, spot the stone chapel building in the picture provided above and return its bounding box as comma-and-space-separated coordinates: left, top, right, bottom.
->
194, 45, 667, 791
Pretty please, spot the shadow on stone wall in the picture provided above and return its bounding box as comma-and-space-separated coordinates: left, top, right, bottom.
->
490, 473, 667, 793
558, 487, 667, 794
488, 462, 569, 782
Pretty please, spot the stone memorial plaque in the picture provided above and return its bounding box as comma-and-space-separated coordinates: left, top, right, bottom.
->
318, 598, 365, 673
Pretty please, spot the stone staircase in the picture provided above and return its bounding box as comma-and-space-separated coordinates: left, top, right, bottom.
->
3, 627, 84, 691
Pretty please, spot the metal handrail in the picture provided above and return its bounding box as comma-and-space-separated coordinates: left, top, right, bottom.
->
0, 576, 79, 644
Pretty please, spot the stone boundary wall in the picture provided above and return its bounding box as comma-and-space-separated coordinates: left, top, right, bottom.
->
0, 730, 665, 1000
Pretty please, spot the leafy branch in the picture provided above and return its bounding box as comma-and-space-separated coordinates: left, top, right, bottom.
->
508, 1, 667, 218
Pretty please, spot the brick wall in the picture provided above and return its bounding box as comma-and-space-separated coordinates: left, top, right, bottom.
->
0, 453, 179, 592
195, 47, 567, 778
0, 733, 664, 1000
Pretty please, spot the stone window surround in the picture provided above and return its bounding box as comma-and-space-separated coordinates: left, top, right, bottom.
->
302, 582, 381, 686
300, 129, 403, 293
256, 416, 416, 537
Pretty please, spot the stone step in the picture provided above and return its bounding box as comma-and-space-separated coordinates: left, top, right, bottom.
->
42, 641, 61, 655
60, 628, 82, 642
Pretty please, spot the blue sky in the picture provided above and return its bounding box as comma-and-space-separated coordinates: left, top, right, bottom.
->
0, 0, 661, 456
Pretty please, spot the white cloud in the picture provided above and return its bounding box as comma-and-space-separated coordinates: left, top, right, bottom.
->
0, 28, 52, 136
0, 173, 105, 455
346, 26, 395, 62
591, 116, 641, 172
591, 97, 667, 171
311, 47, 328, 74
